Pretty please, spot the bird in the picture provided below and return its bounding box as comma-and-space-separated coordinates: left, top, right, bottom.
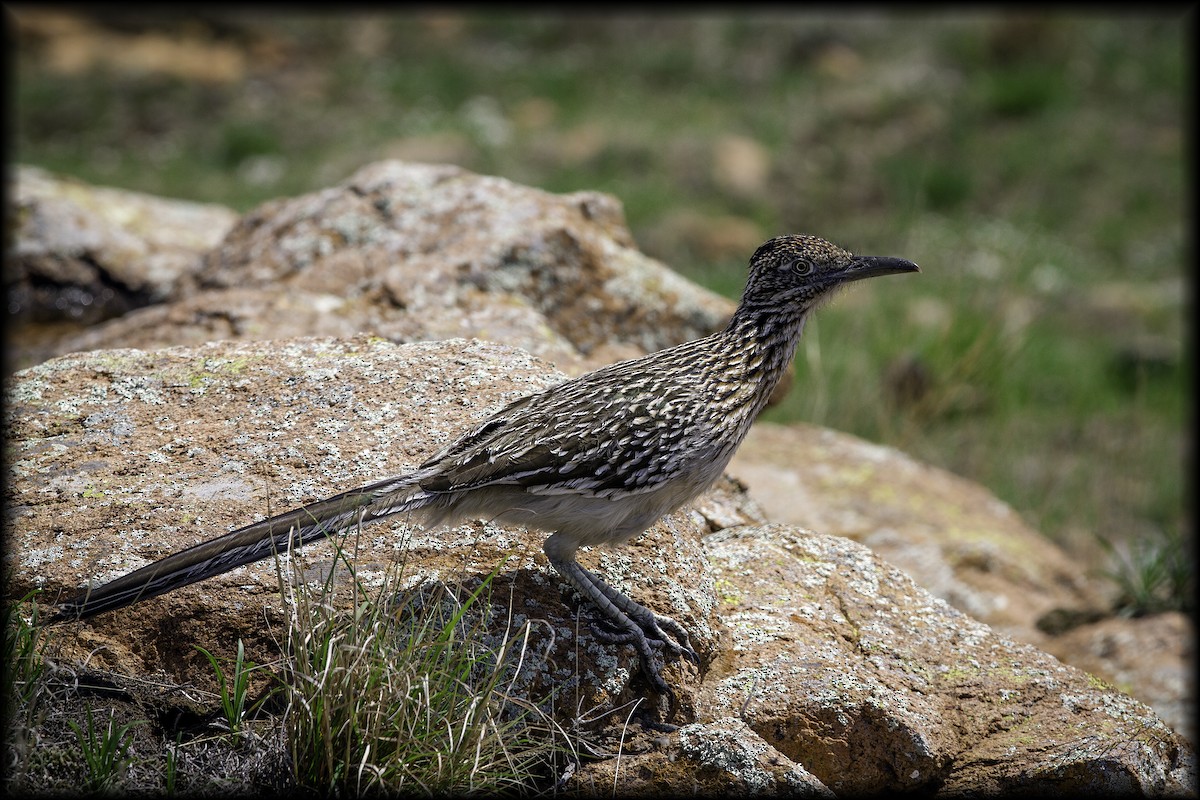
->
47, 234, 918, 694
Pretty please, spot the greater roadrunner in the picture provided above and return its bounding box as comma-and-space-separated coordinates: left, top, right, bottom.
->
48, 234, 918, 693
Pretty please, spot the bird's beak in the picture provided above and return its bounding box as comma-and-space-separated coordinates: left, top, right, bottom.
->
839, 254, 920, 284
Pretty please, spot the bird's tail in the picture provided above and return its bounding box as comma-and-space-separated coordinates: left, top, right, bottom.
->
47, 473, 432, 624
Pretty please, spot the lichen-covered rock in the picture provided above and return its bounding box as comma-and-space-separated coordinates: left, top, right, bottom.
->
700, 524, 1195, 796
1043, 611, 1195, 745
565, 716, 834, 797
728, 422, 1194, 748
728, 422, 1108, 647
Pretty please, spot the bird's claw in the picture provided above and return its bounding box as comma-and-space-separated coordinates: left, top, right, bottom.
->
588, 609, 699, 698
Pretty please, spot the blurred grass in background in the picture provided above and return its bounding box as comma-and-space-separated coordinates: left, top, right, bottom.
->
10, 9, 1189, 611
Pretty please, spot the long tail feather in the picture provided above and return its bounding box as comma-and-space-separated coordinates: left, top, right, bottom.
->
47, 474, 429, 624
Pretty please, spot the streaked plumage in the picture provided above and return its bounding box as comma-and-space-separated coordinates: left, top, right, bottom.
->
49, 234, 919, 694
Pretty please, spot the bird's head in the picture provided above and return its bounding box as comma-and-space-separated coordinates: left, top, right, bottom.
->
738, 234, 919, 313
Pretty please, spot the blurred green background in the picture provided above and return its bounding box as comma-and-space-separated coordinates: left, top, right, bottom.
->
9, 9, 1189, 612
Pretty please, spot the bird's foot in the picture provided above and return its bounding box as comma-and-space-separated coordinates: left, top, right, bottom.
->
591, 608, 697, 662
590, 607, 699, 697
546, 554, 699, 700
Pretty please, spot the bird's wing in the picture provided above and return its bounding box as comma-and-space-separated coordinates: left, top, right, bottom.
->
417, 365, 706, 497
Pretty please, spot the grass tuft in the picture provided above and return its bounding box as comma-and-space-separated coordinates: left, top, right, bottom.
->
276, 528, 574, 795
196, 638, 277, 738
1099, 526, 1193, 617
67, 706, 144, 794
3, 535, 577, 795
3, 590, 49, 716
3, 591, 52, 793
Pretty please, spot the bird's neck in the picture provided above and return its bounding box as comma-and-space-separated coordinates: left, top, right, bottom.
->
716, 302, 811, 411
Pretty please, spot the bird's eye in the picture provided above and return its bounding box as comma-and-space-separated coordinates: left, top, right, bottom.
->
789, 258, 815, 276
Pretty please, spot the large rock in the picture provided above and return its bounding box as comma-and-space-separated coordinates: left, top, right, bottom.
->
728, 422, 1108, 647
1043, 611, 1195, 746
7, 164, 238, 327
34, 160, 736, 377
5, 336, 1193, 796
698, 524, 1194, 797
566, 716, 834, 797
728, 423, 1196, 746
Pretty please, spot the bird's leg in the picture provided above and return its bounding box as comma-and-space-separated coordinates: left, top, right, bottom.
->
544, 535, 698, 696
550, 555, 684, 695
